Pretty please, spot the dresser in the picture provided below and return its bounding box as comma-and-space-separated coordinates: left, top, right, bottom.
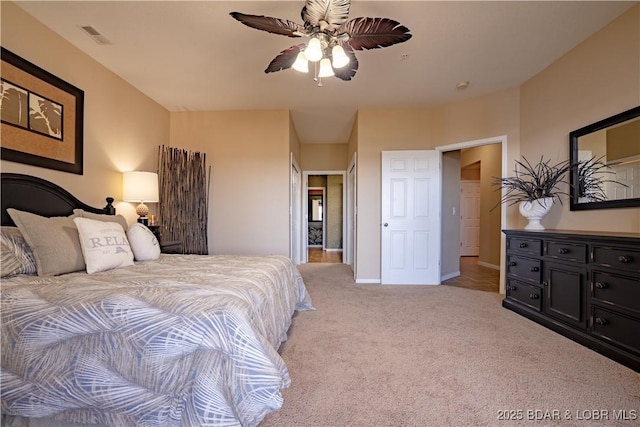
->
503, 229, 640, 372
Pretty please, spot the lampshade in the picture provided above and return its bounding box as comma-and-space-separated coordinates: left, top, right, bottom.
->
304, 37, 323, 62
123, 171, 159, 222
123, 171, 159, 203
292, 52, 309, 73
331, 45, 349, 68
318, 58, 335, 78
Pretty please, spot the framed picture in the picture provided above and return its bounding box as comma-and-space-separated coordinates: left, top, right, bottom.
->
1, 47, 84, 174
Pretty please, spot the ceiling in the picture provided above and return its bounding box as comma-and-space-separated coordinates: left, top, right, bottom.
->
14, 1, 636, 144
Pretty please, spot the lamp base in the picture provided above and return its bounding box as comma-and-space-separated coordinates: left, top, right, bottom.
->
137, 217, 149, 226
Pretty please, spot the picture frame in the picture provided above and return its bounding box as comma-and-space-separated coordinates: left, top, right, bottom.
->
1, 47, 84, 174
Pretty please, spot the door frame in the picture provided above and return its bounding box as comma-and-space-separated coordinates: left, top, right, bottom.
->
290, 153, 302, 264
346, 153, 357, 277
302, 170, 347, 264
436, 135, 508, 293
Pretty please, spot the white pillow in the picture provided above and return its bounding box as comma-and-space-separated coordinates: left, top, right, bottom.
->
127, 223, 161, 261
73, 217, 134, 274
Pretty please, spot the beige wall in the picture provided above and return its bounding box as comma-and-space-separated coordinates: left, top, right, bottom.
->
300, 143, 349, 171
169, 110, 291, 256
354, 88, 520, 281
520, 4, 640, 232
289, 112, 301, 166
4, 1, 638, 278
1, 2, 169, 225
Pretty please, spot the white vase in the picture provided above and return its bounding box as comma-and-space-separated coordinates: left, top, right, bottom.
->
519, 197, 554, 230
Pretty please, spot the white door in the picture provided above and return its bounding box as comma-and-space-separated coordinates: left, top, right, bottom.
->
460, 180, 480, 256
381, 150, 441, 285
290, 155, 302, 264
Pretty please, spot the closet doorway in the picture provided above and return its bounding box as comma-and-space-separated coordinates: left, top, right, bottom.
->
303, 172, 345, 264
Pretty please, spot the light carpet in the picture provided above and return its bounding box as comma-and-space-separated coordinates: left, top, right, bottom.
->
261, 263, 640, 427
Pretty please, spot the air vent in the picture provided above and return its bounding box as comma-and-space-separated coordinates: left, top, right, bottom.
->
79, 25, 112, 45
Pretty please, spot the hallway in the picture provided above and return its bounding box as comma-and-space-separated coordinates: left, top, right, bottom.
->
308, 248, 343, 263
442, 257, 500, 293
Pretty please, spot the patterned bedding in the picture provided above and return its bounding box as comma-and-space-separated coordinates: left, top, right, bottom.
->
1, 254, 313, 427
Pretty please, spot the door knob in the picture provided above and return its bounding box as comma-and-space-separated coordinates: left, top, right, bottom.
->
383, 222, 389, 227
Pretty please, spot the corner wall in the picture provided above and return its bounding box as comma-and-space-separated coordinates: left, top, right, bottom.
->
169, 110, 291, 256
520, 4, 640, 232
1, 2, 169, 224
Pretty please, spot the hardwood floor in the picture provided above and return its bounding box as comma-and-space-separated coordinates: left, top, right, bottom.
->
443, 256, 500, 293
308, 248, 343, 263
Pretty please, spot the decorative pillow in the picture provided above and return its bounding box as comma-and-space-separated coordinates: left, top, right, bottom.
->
73, 209, 128, 231
1, 227, 37, 277
7, 208, 85, 276
126, 223, 161, 261
73, 217, 134, 274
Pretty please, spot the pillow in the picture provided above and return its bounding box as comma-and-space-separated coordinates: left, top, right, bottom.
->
73, 209, 128, 231
7, 209, 85, 276
1, 227, 37, 277
126, 223, 161, 261
73, 217, 134, 274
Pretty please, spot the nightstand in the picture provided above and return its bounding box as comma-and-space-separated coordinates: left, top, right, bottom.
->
146, 225, 183, 254
160, 240, 183, 254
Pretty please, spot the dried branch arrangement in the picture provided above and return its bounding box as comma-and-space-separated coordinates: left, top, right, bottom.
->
158, 146, 210, 254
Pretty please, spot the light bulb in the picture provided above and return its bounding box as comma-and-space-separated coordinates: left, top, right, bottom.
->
292, 52, 309, 73
331, 45, 349, 68
318, 58, 335, 78
304, 37, 323, 62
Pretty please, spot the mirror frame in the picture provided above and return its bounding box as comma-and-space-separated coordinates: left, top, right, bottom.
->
569, 105, 640, 211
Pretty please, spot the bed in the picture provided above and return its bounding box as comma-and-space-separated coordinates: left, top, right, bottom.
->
0, 173, 313, 427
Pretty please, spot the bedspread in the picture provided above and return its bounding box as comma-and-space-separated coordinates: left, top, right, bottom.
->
1, 254, 313, 427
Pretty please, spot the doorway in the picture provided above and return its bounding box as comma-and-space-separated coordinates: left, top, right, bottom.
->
303, 171, 346, 264
436, 136, 507, 293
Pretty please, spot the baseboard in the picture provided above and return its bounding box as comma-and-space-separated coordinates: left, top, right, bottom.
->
356, 278, 381, 284
325, 248, 343, 252
441, 271, 460, 281
478, 261, 500, 270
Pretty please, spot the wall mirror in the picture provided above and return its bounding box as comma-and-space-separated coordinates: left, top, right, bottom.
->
569, 105, 640, 211
308, 189, 324, 221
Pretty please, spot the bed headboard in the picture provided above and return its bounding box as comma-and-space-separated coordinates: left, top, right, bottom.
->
1, 173, 115, 226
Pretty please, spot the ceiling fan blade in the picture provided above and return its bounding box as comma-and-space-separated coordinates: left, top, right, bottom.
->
301, 0, 350, 31
333, 46, 358, 81
230, 12, 305, 37
340, 17, 412, 50
265, 44, 306, 73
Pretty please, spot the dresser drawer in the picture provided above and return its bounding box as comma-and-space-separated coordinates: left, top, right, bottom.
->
507, 236, 542, 256
591, 270, 640, 314
507, 255, 542, 283
591, 306, 640, 356
592, 246, 640, 273
506, 279, 542, 311
545, 241, 587, 263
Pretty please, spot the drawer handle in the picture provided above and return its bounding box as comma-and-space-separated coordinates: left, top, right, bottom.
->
529, 294, 539, 300
529, 266, 539, 272
508, 285, 517, 291
542, 281, 548, 287
595, 317, 608, 326
594, 282, 607, 289
519, 242, 527, 248
558, 248, 569, 254
618, 255, 633, 264
509, 261, 517, 267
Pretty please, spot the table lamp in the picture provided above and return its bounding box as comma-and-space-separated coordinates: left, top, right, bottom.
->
122, 171, 159, 225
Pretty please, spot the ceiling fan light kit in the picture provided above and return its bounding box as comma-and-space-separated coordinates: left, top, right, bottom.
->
230, 0, 412, 87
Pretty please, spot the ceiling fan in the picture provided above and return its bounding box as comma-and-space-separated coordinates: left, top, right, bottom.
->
230, 0, 412, 86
